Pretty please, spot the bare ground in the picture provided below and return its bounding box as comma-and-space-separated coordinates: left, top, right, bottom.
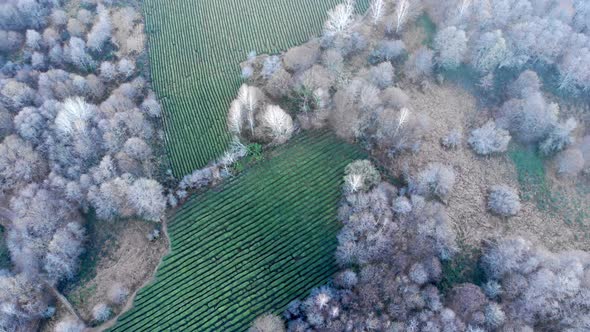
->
375, 83, 590, 252
42, 218, 168, 331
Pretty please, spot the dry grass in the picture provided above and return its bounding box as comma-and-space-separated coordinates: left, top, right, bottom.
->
375, 83, 590, 252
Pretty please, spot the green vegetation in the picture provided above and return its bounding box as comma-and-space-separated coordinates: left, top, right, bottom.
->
508, 146, 553, 210
509, 146, 590, 239
416, 14, 436, 48
0, 225, 9, 270
143, 0, 369, 177
439, 243, 485, 295
110, 132, 365, 331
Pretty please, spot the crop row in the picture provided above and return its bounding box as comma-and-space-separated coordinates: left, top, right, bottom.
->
110, 132, 365, 331
142, 0, 368, 177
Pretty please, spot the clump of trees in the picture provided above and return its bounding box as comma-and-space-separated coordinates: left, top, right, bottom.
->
281, 160, 590, 331
227, 84, 295, 145
0, 0, 167, 329
425, 0, 590, 93
237, 0, 434, 158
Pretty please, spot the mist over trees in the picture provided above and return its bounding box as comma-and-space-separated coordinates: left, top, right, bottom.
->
0, 0, 165, 330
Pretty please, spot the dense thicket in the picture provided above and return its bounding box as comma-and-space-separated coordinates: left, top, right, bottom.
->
0, 0, 165, 330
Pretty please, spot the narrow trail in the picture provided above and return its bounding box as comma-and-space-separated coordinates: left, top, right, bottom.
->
47, 283, 83, 322
89, 218, 171, 332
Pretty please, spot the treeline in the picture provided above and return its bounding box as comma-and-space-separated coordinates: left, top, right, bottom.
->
0, 0, 166, 331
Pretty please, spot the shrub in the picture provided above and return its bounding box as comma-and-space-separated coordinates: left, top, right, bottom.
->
468, 121, 511, 155
108, 283, 129, 305
441, 129, 462, 149
414, 163, 456, 201
539, 118, 577, 156
487, 185, 521, 217
556, 148, 584, 176
92, 303, 111, 322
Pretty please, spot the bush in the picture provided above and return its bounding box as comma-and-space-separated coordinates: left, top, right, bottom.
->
556, 148, 584, 176
92, 303, 111, 322
108, 283, 129, 305
539, 118, 577, 156
468, 121, 511, 155
414, 163, 456, 201
487, 185, 521, 217
441, 129, 462, 149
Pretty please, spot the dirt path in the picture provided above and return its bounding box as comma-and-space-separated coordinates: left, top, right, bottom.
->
47, 284, 84, 323
89, 218, 170, 332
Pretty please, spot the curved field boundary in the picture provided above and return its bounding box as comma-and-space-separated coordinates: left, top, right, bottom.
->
109, 132, 365, 331
143, 0, 369, 177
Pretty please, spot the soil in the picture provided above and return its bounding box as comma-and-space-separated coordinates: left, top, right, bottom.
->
374, 82, 590, 252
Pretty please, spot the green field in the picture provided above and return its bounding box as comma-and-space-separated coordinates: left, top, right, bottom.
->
143, 0, 368, 177
110, 132, 365, 331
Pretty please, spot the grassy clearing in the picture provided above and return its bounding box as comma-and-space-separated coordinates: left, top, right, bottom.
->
109, 132, 365, 331
508, 145, 590, 240
143, 0, 368, 177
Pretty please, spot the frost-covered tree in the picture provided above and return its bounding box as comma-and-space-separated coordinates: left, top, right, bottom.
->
499, 92, 558, 143
0, 273, 49, 331
0, 135, 47, 191
468, 121, 511, 155
108, 283, 129, 305
127, 178, 166, 222
44, 222, 85, 282
394, 0, 421, 33
434, 26, 468, 69
87, 5, 112, 52
470, 30, 509, 73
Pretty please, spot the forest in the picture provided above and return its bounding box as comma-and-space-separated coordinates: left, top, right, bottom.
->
0, 0, 589, 331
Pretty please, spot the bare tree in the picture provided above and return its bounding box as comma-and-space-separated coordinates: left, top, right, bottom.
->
370, 0, 385, 25
395, 0, 421, 33
258, 105, 294, 145
324, 0, 356, 36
